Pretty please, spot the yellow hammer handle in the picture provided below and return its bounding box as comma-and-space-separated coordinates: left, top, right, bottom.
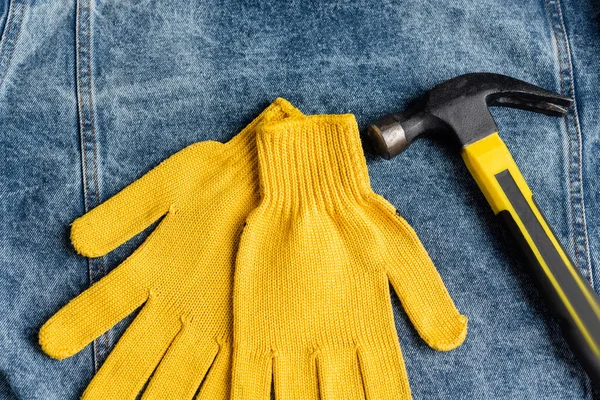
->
462, 133, 600, 384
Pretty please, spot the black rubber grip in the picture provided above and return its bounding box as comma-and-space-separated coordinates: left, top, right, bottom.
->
496, 169, 600, 386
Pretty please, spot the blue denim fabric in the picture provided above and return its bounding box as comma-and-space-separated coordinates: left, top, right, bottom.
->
0, 0, 598, 398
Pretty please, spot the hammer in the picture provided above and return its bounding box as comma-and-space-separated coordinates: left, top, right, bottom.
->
367, 73, 600, 384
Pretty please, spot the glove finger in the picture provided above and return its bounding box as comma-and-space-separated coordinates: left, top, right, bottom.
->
230, 348, 272, 400
71, 142, 214, 258
39, 253, 149, 360
358, 342, 411, 400
272, 351, 319, 400
82, 301, 180, 400
142, 325, 220, 400
196, 341, 231, 400
382, 210, 468, 351
317, 347, 364, 400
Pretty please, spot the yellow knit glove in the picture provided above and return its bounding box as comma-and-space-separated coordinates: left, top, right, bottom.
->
39, 99, 302, 400
231, 114, 468, 400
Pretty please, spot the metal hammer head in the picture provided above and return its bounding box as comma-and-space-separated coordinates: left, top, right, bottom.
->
367, 73, 573, 159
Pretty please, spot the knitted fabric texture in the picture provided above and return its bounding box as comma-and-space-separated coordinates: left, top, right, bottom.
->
231, 114, 468, 400
39, 98, 303, 400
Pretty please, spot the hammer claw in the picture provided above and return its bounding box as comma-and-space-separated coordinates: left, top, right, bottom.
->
489, 95, 570, 117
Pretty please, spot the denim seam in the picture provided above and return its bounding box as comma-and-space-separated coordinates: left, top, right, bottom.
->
553, 0, 593, 290
76, 0, 109, 372
544, 0, 592, 284
0, 0, 26, 91
553, 1, 594, 292
545, 0, 594, 396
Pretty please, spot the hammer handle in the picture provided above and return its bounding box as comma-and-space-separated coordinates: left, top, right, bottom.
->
462, 133, 600, 384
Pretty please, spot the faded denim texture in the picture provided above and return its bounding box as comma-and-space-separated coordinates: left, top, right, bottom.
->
0, 0, 599, 398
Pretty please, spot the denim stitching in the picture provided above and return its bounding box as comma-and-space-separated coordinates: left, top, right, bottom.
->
74, 0, 96, 372
544, 0, 577, 268
544, 0, 592, 283
83, 0, 110, 357
0, 0, 17, 83
85, 0, 99, 207
545, 0, 594, 397
0, 0, 26, 91
76, 0, 107, 372
553, 0, 592, 285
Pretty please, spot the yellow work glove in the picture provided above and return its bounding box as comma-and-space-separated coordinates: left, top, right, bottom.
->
39, 99, 303, 400
231, 114, 468, 399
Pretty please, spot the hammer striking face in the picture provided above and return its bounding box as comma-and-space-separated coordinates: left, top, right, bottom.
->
366, 72, 600, 386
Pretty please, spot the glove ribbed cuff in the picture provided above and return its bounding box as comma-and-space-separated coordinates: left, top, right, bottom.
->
256, 114, 372, 208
